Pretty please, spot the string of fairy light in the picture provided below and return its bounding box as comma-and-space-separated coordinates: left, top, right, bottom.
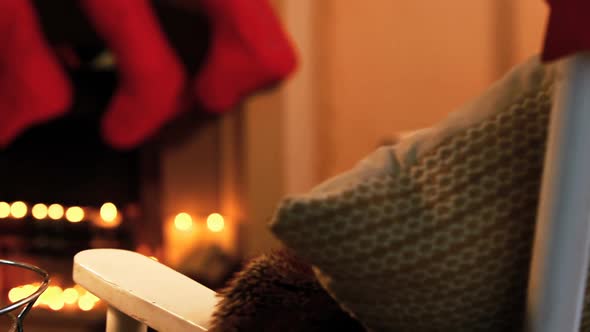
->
8, 283, 101, 312
0, 201, 120, 226
2, 202, 227, 312
0, 201, 226, 232
0, 201, 119, 311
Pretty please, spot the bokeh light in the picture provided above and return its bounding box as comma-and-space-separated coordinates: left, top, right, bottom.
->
10, 201, 27, 219
8, 287, 24, 302
47, 204, 64, 220
32, 203, 48, 220
0, 202, 10, 218
100, 202, 118, 223
62, 287, 79, 304
206, 213, 225, 232
174, 212, 193, 231
78, 296, 95, 311
65, 206, 84, 223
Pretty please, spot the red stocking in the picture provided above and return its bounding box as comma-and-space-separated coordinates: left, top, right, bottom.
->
80, 0, 186, 149
0, 0, 72, 147
195, 0, 298, 112
542, 0, 590, 61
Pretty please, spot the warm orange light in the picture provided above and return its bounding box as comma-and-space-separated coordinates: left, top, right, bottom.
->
21, 284, 36, 297
13, 283, 102, 311
0, 202, 10, 218
10, 201, 27, 219
174, 212, 193, 231
8, 287, 23, 302
62, 288, 79, 304
46, 286, 62, 298
37, 290, 49, 305
86, 292, 100, 303
78, 292, 100, 311
32, 203, 48, 220
9, 284, 38, 303
78, 294, 96, 311
100, 202, 118, 223
74, 284, 86, 294
206, 213, 225, 232
47, 204, 64, 220
66, 206, 84, 223
48, 297, 65, 311
43, 286, 63, 310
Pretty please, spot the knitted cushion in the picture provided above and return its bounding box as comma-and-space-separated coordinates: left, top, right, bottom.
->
269, 57, 586, 331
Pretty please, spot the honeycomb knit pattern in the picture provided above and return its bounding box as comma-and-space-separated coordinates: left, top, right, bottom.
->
269, 57, 589, 331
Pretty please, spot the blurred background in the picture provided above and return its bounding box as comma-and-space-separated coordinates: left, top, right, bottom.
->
0, 0, 548, 330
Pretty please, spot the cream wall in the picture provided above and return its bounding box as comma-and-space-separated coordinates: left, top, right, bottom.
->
317, 1, 494, 176
315, 0, 550, 178
514, 0, 550, 64
218, 0, 552, 258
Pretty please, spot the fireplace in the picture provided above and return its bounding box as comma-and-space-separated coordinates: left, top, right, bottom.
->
0, 101, 241, 332
0, 73, 160, 331
0, 1, 244, 330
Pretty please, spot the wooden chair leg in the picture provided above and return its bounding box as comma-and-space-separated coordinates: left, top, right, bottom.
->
106, 306, 147, 332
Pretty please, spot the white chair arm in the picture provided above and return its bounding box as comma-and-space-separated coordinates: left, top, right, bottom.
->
73, 249, 218, 331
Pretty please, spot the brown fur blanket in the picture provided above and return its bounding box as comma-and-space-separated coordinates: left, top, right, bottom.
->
209, 250, 366, 332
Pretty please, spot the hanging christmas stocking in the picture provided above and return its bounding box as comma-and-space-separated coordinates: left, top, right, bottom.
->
195, 0, 298, 112
542, 0, 590, 61
0, 0, 72, 147
80, 0, 186, 149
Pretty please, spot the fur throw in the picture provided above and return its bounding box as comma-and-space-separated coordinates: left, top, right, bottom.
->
209, 250, 365, 332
